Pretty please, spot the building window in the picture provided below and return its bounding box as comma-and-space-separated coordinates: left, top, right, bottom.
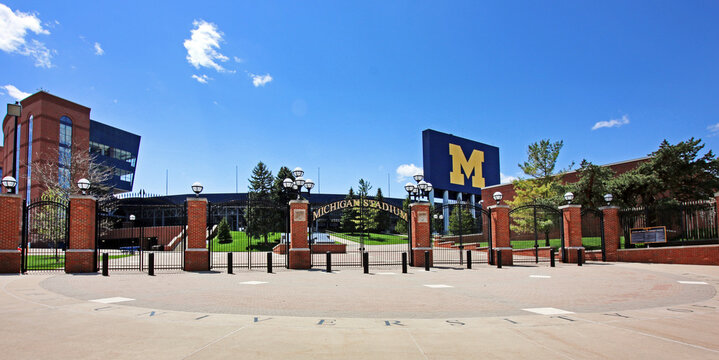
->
26, 115, 33, 199
89, 141, 136, 167
115, 168, 134, 183
59, 116, 72, 188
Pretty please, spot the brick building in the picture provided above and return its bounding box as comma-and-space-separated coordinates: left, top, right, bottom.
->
2, 91, 140, 199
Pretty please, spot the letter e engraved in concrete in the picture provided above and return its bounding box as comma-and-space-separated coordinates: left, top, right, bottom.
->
504, 318, 518, 324
384, 320, 405, 326
254, 316, 273, 323
446, 320, 465, 326
418, 211, 429, 223
603, 313, 629, 318
294, 209, 306, 222
317, 319, 336, 326
195, 315, 210, 320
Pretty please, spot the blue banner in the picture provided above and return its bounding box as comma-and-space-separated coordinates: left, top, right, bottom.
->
422, 129, 500, 196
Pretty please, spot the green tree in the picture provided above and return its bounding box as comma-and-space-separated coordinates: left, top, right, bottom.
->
217, 218, 233, 244
565, 160, 615, 209
370, 188, 390, 232
246, 162, 274, 244
449, 206, 474, 235
394, 196, 411, 234
352, 179, 377, 234
271, 166, 295, 205
340, 188, 357, 233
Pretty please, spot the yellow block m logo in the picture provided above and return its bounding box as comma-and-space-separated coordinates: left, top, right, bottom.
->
449, 143, 485, 188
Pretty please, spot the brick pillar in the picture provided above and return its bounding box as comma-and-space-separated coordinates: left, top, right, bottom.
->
0, 194, 22, 273
184, 198, 209, 271
66, 196, 97, 273
715, 193, 719, 236
488, 205, 512, 265
559, 204, 583, 263
600, 206, 620, 261
410, 202, 432, 267
289, 200, 311, 269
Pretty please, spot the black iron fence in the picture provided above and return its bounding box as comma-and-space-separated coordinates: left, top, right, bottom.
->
619, 200, 718, 248
433, 202, 491, 266
22, 198, 69, 272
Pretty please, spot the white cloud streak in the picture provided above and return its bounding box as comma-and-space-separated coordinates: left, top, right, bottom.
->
396, 164, 422, 182
2, 84, 31, 100
94, 42, 104, 55
191, 74, 211, 84
500, 173, 518, 184
592, 115, 629, 130
0, 4, 53, 67
250, 73, 272, 87
708, 123, 719, 135
183, 20, 229, 72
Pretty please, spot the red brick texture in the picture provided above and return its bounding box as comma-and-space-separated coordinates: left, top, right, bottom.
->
489, 205, 512, 266
184, 198, 208, 271
289, 200, 311, 269
65, 196, 96, 273
410, 202, 432, 267
273, 243, 346, 254
616, 245, 719, 265
560, 205, 583, 263
0, 194, 22, 273
600, 206, 620, 261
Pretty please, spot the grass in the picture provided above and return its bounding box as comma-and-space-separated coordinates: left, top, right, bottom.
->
435, 236, 613, 251
26, 254, 131, 270
209, 231, 283, 252
331, 232, 409, 245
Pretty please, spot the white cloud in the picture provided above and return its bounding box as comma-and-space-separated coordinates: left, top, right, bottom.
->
94, 42, 104, 55
708, 123, 719, 136
250, 73, 272, 87
396, 164, 422, 182
592, 115, 629, 130
233, 56, 243, 63
2, 84, 31, 100
500, 173, 518, 184
0, 4, 53, 67
183, 20, 229, 72
191, 74, 211, 84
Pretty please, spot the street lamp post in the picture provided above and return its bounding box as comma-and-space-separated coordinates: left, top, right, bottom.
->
7, 102, 21, 181
77, 178, 91, 195
191, 182, 204, 197
2, 176, 17, 194
282, 166, 314, 251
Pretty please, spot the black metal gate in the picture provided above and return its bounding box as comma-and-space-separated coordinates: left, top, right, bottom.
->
21, 198, 69, 272
310, 196, 410, 268
433, 202, 491, 266
508, 204, 562, 264
96, 201, 187, 271
207, 199, 288, 270
581, 208, 605, 261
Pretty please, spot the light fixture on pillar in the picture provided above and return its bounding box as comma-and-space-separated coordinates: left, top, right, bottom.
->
413, 172, 424, 182
404, 182, 415, 194
191, 182, 204, 197
7, 102, 21, 181
282, 177, 294, 190
564, 192, 574, 204
492, 191, 502, 205
292, 167, 304, 178
433, 213, 444, 220
604, 193, 613, 206
129, 214, 136, 221
77, 178, 91, 195
2, 176, 17, 194
284, 167, 314, 200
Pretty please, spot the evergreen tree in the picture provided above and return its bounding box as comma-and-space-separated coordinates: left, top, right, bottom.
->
353, 179, 377, 233
247, 162, 274, 244
271, 166, 295, 205
340, 188, 357, 233
565, 160, 615, 209
371, 188, 390, 232
217, 218, 233, 244
449, 206, 474, 235
394, 196, 411, 234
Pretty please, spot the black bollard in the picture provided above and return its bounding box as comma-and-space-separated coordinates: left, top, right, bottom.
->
424, 251, 430, 271
497, 249, 502, 269
102, 253, 108, 276
228, 252, 233, 274
267, 252, 273, 273
402, 252, 407, 274
326, 251, 332, 273
363, 252, 369, 274
577, 248, 582, 266
550, 249, 555, 267
148, 253, 154, 276
467, 250, 472, 269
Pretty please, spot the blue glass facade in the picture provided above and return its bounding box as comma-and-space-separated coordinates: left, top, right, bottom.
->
89, 120, 141, 192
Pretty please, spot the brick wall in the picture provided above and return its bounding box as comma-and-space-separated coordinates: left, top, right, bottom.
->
65, 196, 96, 273
0, 194, 22, 273
616, 245, 719, 265
184, 198, 208, 271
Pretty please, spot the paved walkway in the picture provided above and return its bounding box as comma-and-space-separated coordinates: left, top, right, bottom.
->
1, 262, 719, 359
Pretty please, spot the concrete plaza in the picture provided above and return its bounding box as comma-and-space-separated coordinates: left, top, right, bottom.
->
1, 261, 718, 359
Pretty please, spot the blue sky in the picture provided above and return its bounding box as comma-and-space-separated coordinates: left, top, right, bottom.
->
2, 1, 718, 198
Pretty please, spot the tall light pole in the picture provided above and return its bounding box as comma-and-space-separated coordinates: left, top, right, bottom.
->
7, 102, 21, 182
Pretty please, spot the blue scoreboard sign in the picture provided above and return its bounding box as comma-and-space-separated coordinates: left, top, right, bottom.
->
422, 129, 500, 197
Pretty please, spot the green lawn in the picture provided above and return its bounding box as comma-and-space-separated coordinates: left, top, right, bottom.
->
26, 254, 131, 270
209, 231, 283, 252
435, 236, 614, 251
331, 232, 409, 245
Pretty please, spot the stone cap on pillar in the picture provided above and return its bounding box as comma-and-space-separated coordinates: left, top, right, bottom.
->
558, 204, 582, 210
0, 193, 22, 198
69, 195, 97, 201
289, 199, 309, 205
409, 202, 429, 207
186, 197, 208, 202
598, 206, 620, 210
487, 204, 509, 210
